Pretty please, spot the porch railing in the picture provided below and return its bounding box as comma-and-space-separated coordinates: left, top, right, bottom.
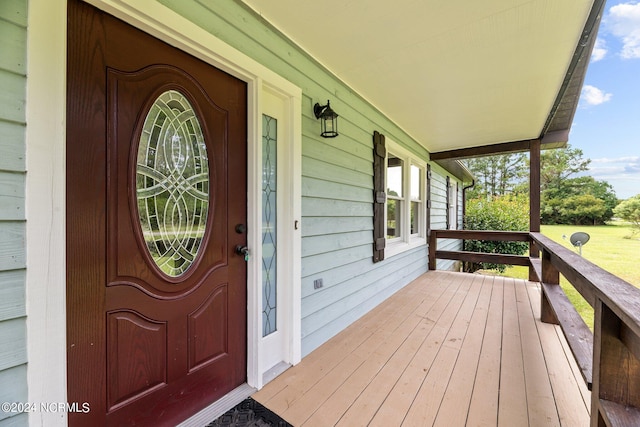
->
429, 229, 640, 426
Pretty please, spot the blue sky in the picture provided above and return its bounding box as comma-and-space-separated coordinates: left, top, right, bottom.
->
570, 0, 640, 199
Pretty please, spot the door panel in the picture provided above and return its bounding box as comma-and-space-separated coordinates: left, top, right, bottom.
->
67, 1, 247, 425
107, 311, 167, 409
188, 286, 229, 371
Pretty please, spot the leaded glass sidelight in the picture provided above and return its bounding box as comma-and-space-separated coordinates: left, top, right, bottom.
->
136, 90, 209, 277
262, 114, 277, 337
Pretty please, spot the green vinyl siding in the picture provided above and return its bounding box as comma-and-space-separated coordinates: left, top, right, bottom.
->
0, 414, 27, 427
160, 0, 455, 356
0, 271, 25, 321
0, 365, 26, 426
430, 165, 464, 270
0, 172, 24, 220
0, 1, 27, 425
301, 247, 426, 355
0, 71, 26, 124
0, 121, 25, 172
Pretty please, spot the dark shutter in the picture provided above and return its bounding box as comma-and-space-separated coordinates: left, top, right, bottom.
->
445, 175, 451, 230
426, 164, 431, 238
373, 131, 386, 263
455, 182, 459, 230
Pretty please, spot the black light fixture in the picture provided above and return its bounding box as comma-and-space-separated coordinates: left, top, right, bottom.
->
313, 100, 339, 138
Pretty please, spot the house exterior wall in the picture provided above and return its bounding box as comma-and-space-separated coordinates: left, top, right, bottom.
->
159, 0, 466, 356
0, 1, 28, 426
9, 1, 467, 423
430, 164, 464, 271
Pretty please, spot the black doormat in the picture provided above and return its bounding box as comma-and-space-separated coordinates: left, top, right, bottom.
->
206, 398, 293, 427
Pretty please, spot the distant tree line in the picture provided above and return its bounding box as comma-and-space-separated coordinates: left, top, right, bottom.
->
464, 145, 618, 226
460, 145, 640, 272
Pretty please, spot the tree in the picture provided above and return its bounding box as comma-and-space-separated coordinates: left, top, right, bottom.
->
539, 146, 616, 225
559, 194, 608, 225
540, 145, 590, 193
463, 145, 616, 226
614, 195, 640, 236
465, 153, 528, 199
572, 176, 618, 218
541, 176, 617, 225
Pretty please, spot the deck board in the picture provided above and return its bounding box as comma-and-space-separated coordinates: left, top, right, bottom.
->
336, 273, 470, 426
515, 276, 559, 426
531, 283, 591, 426
433, 274, 493, 427
364, 273, 468, 426
402, 273, 482, 426
498, 277, 529, 427
253, 271, 591, 426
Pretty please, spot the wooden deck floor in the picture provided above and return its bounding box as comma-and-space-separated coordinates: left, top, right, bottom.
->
252, 271, 591, 426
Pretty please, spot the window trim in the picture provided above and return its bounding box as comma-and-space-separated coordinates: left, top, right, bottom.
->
448, 179, 458, 230
384, 139, 427, 258
409, 162, 424, 237
385, 152, 404, 243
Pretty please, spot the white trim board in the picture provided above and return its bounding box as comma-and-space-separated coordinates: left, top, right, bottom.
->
25, 1, 302, 425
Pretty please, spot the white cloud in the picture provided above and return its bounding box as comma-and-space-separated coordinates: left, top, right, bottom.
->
591, 156, 640, 176
608, 2, 640, 59
580, 85, 613, 106
592, 156, 640, 164
591, 38, 608, 61
589, 156, 640, 198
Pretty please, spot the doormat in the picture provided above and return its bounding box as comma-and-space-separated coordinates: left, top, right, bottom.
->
206, 398, 293, 427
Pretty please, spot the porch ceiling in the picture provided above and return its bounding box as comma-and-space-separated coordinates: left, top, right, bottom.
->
239, 0, 602, 155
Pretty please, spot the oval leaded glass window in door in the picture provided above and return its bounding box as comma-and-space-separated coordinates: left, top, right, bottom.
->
136, 90, 209, 277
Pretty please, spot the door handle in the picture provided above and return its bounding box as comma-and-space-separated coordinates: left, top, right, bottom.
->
235, 245, 250, 261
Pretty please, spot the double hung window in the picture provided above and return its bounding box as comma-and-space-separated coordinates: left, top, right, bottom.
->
385, 141, 426, 257
386, 154, 403, 239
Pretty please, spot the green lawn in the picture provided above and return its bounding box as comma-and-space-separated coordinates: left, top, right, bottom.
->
500, 222, 640, 329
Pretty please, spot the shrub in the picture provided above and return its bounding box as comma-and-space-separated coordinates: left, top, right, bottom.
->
542, 194, 611, 225
464, 195, 529, 273
614, 195, 640, 237
560, 194, 608, 225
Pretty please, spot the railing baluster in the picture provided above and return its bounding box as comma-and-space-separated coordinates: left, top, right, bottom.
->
540, 248, 560, 325
592, 301, 640, 427
428, 231, 437, 271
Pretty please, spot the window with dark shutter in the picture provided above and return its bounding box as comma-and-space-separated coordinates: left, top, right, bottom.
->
373, 131, 386, 263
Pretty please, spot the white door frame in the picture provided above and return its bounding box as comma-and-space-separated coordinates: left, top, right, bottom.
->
26, 1, 301, 425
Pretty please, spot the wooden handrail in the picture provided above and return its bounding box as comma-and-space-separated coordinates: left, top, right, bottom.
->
429, 229, 640, 426
428, 229, 534, 272
430, 229, 531, 241
530, 233, 640, 338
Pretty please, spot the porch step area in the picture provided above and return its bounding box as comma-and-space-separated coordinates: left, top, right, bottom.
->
252, 271, 590, 426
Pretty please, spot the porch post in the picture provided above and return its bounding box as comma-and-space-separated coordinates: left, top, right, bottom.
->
529, 139, 541, 281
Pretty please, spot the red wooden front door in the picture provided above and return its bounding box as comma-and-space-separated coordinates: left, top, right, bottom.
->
66, 1, 247, 425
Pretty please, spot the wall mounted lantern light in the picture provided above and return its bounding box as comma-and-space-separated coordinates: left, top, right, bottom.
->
313, 100, 339, 138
